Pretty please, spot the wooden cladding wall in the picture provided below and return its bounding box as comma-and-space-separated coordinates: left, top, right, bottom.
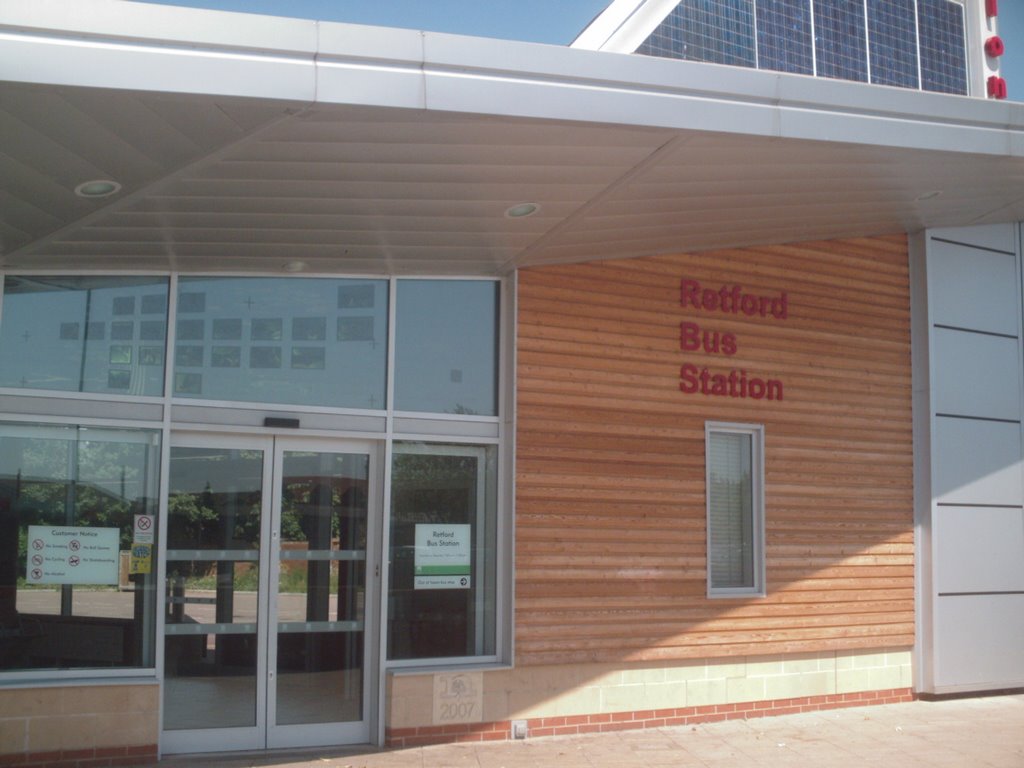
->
515, 235, 913, 666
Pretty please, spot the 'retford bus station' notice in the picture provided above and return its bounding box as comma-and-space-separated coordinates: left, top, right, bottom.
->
25, 525, 120, 586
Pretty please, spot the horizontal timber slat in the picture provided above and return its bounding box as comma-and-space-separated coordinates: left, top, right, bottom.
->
515, 235, 913, 666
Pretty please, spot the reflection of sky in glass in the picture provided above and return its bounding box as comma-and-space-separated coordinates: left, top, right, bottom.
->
173, 277, 388, 409
0, 277, 168, 396
2, 276, 500, 416
394, 280, 499, 416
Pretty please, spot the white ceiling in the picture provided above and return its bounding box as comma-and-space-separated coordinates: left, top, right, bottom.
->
3, 1, 1024, 276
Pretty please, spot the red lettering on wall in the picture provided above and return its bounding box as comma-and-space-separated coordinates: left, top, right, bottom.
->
677, 277, 786, 402
680, 321, 700, 351
680, 321, 738, 356
986, 0, 998, 18
989, 76, 1008, 100
680, 279, 701, 308
721, 333, 737, 356
678, 279, 787, 319
679, 363, 699, 393
986, 36, 1005, 58
678, 362, 783, 401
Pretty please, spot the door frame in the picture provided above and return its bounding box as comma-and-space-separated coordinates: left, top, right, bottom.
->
160, 431, 382, 755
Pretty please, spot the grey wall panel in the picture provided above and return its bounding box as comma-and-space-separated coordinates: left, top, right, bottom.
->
0, 393, 163, 422
170, 404, 386, 433
929, 224, 1016, 254
933, 417, 1023, 505
928, 239, 1018, 335
934, 594, 1024, 689
934, 506, 1024, 594
392, 417, 499, 438
932, 328, 1022, 421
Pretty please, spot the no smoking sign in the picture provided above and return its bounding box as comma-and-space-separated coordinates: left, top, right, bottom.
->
133, 514, 155, 544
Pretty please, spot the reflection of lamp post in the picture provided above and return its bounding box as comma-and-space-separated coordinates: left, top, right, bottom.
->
0, 490, 17, 625
78, 288, 92, 392
61, 435, 79, 617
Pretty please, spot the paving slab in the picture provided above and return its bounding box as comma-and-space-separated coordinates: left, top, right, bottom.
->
159, 693, 1024, 768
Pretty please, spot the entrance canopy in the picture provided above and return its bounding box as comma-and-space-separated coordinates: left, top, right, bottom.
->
3, 0, 1024, 276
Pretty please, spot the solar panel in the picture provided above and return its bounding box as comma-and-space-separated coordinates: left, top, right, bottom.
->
634, 0, 968, 96
918, 0, 968, 95
868, 0, 919, 88
637, 0, 756, 68
813, 0, 868, 82
756, 0, 813, 75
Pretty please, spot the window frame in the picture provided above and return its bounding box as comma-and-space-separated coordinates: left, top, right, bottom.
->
0, 420, 164, 681
384, 440, 499, 668
705, 421, 766, 599
0, 271, 512, 691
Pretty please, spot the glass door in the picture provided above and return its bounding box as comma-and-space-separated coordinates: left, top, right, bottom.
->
267, 444, 374, 748
161, 435, 377, 754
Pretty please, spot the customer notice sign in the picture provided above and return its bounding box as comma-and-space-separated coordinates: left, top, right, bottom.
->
26, 525, 120, 586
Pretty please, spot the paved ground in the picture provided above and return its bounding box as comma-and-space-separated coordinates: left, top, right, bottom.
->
162, 692, 1024, 767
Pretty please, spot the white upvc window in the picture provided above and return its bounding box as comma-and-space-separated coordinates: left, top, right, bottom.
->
705, 422, 765, 598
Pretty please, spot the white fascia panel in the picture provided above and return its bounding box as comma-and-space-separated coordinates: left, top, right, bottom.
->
0, 33, 316, 102
421, 31, 780, 135
316, 20, 424, 63
777, 107, 1012, 157
315, 61, 426, 110
3, 0, 1024, 161
422, 69, 779, 138
315, 22, 426, 109
0, 0, 317, 54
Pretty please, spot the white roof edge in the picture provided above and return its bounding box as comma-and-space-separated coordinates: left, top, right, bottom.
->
1, 0, 319, 54
2, 0, 1022, 157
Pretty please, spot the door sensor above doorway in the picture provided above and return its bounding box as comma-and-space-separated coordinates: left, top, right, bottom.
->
264, 417, 300, 429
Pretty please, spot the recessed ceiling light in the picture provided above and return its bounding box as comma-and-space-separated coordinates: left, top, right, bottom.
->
74, 180, 121, 198
505, 202, 540, 218
916, 190, 943, 201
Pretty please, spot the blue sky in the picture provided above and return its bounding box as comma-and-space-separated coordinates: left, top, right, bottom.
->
134, 0, 610, 45
137, 0, 1024, 100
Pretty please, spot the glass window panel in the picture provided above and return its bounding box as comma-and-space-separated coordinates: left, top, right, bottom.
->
918, 0, 968, 95
173, 278, 387, 409
167, 447, 263, 551
757, 0, 814, 75
813, 0, 868, 82
176, 319, 204, 341
867, 0, 919, 88
387, 444, 497, 661
708, 432, 754, 589
164, 446, 263, 731
276, 451, 367, 726
0, 423, 161, 672
706, 425, 764, 597
394, 280, 499, 416
110, 321, 134, 341
0, 276, 168, 396
637, 0, 756, 68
